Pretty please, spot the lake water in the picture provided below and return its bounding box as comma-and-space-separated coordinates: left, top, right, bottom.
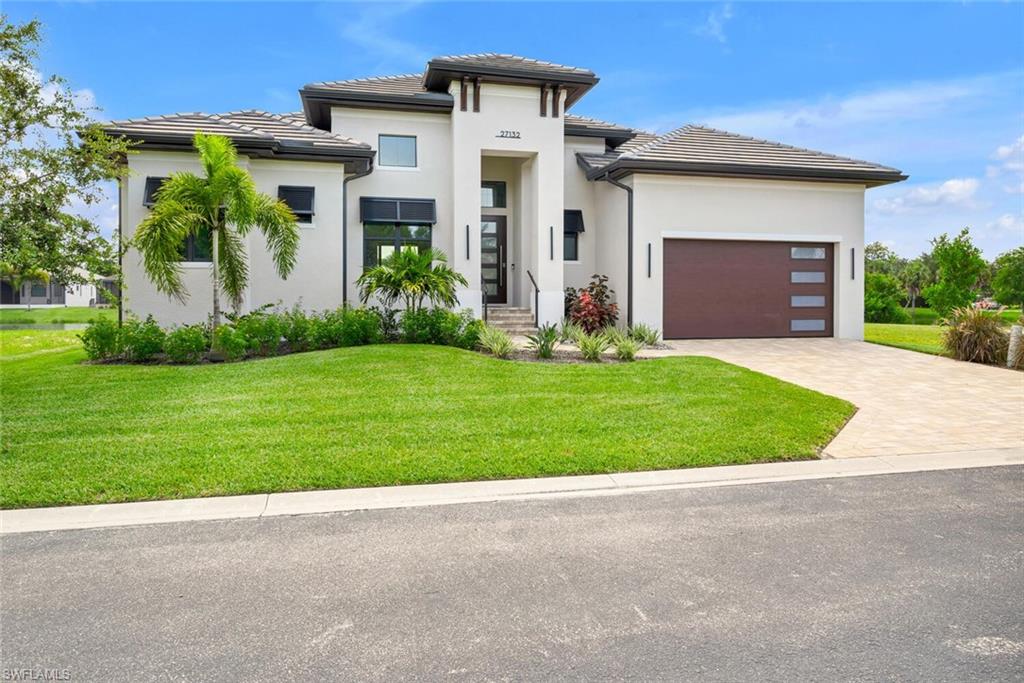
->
0, 323, 88, 331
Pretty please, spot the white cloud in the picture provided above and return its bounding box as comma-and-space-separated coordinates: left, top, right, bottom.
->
985, 213, 1024, 237
693, 3, 734, 44
986, 135, 1024, 192
873, 178, 981, 214
328, 2, 430, 71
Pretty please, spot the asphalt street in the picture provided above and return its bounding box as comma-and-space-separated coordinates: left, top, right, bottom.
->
2, 466, 1022, 681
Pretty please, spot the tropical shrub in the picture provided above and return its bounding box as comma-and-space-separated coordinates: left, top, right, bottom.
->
865, 272, 909, 323
941, 307, 1009, 365
374, 307, 401, 342
79, 317, 121, 360
566, 275, 619, 333
526, 324, 559, 359
629, 323, 660, 347
340, 307, 384, 346
357, 248, 468, 312
213, 325, 249, 362
560, 320, 583, 344
577, 331, 611, 362
282, 308, 312, 352
234, 311, 286, 356
478, 325, 515, 359
119, 316, 166, 362
164, 325, 208, 364
603, 326, 628, 346
401, 308, 480, 348
614, 337, 642, 362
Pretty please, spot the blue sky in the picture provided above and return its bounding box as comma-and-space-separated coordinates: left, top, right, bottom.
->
9, 1, 1023, 258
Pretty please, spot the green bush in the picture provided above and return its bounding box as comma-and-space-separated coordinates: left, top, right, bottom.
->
865, 272, 910, 323
401, 308, 481, 348
340, 307, 384, 346
235, 311, 285, 356
560, 320, 584, 344
120, 316, 166, 362
603, 326, 628, 345
923, 228, 986, 316
526, 324, 559, 359
941, 307, 1009, 365
577, 331, 611, 362
213, 325, 249, 362
283, 308, 312, 352
79, 318, 121, 360
629, 323, 660, 347
164, 325, 208, 364
614, 337, 642, 362
477, 325, 515, 359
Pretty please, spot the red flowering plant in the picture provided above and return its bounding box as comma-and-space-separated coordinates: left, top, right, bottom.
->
567, 274, 619, 333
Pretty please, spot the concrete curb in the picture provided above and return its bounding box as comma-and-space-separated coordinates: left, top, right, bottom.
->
2, 447, 1021, 535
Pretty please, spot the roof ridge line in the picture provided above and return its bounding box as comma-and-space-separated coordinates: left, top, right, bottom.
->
207, 113, 275, 140
231, 110, 368, 147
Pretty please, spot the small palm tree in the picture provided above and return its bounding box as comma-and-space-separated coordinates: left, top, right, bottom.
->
357, 247, 468, 312
134, 133, 299, 330
0, 262, 49, 310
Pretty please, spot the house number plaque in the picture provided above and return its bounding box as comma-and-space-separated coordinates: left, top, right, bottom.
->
496, 130, 521, 139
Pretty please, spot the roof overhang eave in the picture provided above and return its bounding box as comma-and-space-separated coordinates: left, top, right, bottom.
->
588, 159, 908, 187
422, 63, 598, 107
300, 88, 454, 128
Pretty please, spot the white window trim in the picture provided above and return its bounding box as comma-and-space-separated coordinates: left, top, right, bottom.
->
376, 164, 420, 172
179, 262, 213, 269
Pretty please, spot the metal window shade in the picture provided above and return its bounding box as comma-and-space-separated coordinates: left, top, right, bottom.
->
360, 197, 436, 224
278, 186, 315, 214
563, 209, 585, 233
143, 177, 168, 207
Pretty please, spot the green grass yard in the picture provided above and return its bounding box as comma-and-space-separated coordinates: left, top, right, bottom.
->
901, 307, 1020, 326
0, 329, 82, 360
0, 341, 853, 509
864, 323, 946, 356
0, 306, 115, 324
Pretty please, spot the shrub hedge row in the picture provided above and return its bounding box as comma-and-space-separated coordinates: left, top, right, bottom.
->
79, 306, 484, 364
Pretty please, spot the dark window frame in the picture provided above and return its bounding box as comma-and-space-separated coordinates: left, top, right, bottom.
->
563, 232, 579, 261
143, 177, 168, 207
481, 181, 507, 208
278, 185, 316, 224
378, 134, 418, 168
179, 227, 213, 263
363, 222, 432, 269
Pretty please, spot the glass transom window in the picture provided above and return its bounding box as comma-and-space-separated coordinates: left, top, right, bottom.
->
378, 135, 417, 167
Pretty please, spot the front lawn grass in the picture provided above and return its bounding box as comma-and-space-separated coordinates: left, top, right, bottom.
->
0, 306, 114, 324
902, 307, 1020, 326
0, 329, 82, 360
1, 343, 854, 509
864, 323, 946, 356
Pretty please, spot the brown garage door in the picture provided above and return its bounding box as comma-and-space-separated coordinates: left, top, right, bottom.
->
663, 239, 833, 339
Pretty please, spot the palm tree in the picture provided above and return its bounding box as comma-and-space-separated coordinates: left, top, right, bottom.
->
357, 247, 468, 312
0, 262, 49, 310
134, 133, 299, 330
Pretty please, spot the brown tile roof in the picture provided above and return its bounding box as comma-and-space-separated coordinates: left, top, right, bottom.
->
101, 110, 371, 158
427, 53, 595, 79
578, 124, 905, 186
304, 73, 426, 96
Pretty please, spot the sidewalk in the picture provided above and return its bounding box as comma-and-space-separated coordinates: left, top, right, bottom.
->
2, 447, 1020, 534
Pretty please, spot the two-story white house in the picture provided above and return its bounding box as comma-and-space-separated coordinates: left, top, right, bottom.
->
104, 53, 905, 339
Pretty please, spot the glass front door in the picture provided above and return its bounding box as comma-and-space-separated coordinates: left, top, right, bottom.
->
481, 215, 507, 304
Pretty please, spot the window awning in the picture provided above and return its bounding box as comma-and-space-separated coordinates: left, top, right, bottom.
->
564, 209, 585, 233
360, 197, 437, 224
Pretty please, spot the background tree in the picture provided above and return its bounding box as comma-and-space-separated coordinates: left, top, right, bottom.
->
357, 248, 468, 312
900, 257, 931, 318
922, 228, 986, 316
992, 247, 1024, 309
0, 16, 132, 286
864, 272, 908, 323
134, 133, 299, 330
864, 241, 906, 278
0, 262, 48, 310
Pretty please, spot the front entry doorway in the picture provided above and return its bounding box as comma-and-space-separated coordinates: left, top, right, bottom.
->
481, 215, 508, 304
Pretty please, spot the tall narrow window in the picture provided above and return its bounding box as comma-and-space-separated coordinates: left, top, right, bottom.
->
563, 209, 585, 262
279, 186, 315, 224
179, 227, 213, 263
378, 135, 417, 167
481, 181, 506, 208
143, 177, 168, 207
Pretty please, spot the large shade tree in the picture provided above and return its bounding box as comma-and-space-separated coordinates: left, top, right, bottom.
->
134, 132, 299, 329
0, 16, 132, 286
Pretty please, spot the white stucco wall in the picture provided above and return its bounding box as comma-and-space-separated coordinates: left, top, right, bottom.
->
623, 175, 866, 340
121, 151, 349, 326
562, 136, 602, 292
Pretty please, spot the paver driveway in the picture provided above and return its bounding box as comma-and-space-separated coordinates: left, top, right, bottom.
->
645, 339, 1022, 458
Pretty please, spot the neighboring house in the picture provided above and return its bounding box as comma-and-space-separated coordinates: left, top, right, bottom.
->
103, 53, 906, 339
0, 270, 102, 307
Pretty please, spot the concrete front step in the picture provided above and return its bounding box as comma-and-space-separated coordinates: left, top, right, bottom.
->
490, 327, 538, 335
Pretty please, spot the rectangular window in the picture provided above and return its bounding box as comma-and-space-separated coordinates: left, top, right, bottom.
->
791, 319, 826, 332
564, 232, 579, 261
30, 283, 47, 297
179, 227, 213, 263
791, 295, 826, 308
791, 271, 826, 284
278, 186, 315, 224
143, 177, 168, 207
363, 223, 432, 268
378, 135, 417, 167
791, 246, 826, 260
481, 181, 506, 208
